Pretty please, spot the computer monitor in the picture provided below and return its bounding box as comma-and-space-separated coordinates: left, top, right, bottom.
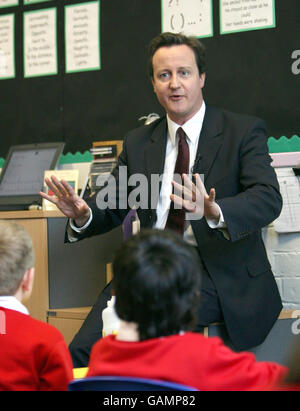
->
0, 142, 65, 210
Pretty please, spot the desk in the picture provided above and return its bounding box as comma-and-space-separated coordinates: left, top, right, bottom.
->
48, 307, 92, 346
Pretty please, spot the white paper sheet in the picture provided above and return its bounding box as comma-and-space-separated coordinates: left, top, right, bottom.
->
220, 0, 276, 34
24, 0, 51, 4
24, 8, 57, 78
161, 0, 213, 38
274, 167, 300, 233
0, 0, 18, 7
65, 1, 100, 73
0, 14, 15, 79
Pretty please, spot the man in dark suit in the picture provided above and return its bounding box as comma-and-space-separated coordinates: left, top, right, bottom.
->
41, 32, 282, 367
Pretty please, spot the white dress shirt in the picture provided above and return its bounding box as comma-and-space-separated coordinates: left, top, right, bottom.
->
155, 102, 206, 230
0, 296, 29, 315
155, 102, 225, 244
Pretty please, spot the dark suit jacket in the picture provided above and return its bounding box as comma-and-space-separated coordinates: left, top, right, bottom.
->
74, 105, 283, 350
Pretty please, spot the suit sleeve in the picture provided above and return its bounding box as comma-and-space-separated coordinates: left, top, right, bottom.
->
65, 136, 131, 242
216, 119, 282, 242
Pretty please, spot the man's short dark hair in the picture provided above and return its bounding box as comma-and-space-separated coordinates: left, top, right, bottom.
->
112, 229, 201, 340
148, 32, 206, 78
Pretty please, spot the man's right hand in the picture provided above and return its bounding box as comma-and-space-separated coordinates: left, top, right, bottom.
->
40, 175, 91, 227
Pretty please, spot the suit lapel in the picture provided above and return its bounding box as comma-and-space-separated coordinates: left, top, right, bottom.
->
193, 105, 224, 180
144, 119, 168, 209
144, 118, 168, 179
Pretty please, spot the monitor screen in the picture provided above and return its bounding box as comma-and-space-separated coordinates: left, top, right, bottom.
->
0, 142, 65, 210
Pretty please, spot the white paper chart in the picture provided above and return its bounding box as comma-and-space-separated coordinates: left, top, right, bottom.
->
0, 14, 15, 79
220, 0, 276, 35
24, 0, 52, 4
23, 8, 57, 78
161, 0, 213, 38
0, 0, 18, 7
65, 1, 101, 73
274, 168, 300, 233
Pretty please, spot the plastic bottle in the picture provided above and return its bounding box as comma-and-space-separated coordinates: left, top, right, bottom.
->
102, 296, 120, 337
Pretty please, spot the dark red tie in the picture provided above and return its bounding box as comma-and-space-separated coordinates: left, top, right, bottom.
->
165, 127, 190, 236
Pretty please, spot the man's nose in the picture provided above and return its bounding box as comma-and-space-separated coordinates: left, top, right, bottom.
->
169, 73, 180, 88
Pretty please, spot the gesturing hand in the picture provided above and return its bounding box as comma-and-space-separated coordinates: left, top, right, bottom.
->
40, 175, 91, 227
170, 173, 220, 222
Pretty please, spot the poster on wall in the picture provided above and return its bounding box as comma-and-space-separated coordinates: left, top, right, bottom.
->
23, 8, 57, 78
161, 0, 213, 38
42, 169, 79, 211
220, 0, 276, 35
0, 14, 15, 79
65, 0, 101, 73
24, 0, 52, 4
0, 0, 18, 8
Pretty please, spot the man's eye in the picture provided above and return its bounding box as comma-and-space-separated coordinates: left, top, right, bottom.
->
180, 70, 190, 77
159, 72, 170, 79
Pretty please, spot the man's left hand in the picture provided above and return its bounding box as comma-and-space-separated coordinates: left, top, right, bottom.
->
171, 173, 220, 222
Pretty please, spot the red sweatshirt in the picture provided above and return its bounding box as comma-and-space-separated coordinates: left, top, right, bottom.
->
87, 332, 287, 391
0, 308, 73, 391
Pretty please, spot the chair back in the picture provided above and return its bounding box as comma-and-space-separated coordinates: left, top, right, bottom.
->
68, 376, 198, 391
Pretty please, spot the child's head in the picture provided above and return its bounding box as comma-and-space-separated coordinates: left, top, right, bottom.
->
113, 229, 201, 340
0, 221, 34, 299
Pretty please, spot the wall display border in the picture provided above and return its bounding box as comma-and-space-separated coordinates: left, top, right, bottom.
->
0, 135, 299, 168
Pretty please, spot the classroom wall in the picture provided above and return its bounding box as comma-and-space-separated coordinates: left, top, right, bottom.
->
263, 225, 300, 310
0, 0, 299, 158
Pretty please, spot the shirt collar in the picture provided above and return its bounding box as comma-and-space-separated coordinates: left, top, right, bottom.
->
167, 101, 206, 146
0, 296, 29, 315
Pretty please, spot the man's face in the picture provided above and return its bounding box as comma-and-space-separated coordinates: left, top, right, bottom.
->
151, 44, 205, 125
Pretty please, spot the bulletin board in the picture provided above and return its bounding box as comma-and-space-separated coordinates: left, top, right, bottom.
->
0, 0, 298, 158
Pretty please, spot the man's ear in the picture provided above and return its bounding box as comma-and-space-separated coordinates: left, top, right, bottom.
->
200, 72, 206, 88
151, 77, 156, 94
